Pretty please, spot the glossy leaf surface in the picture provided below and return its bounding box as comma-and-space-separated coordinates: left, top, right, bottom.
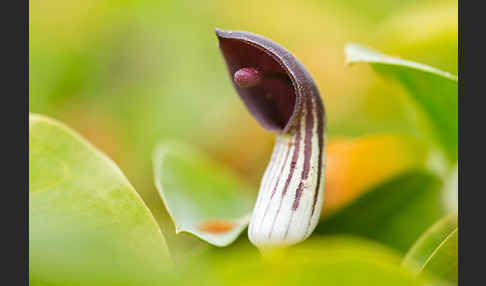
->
153, 141, 254, 247
30, 114, 171, 286
403, 214, 458, 283
346, 44, 458, 162
180, 236, 427, 286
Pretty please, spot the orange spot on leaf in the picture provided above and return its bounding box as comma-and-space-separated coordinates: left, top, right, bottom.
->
199, 220, 234, 234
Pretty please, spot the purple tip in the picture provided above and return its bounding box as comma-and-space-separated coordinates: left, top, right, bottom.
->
233, 67, 262, 88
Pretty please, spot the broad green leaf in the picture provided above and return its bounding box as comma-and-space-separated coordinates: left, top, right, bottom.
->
403, 214, 458, 283
153, 141, 254, 247
423, 228, 458, 283
29, 114, 171, 286
316, 171, 446, 253
345, 44, 458, 162
179, 236, 427, 286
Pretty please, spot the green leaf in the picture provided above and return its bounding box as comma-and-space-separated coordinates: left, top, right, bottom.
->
29, 114, 171, 286
345, 44, 458, 162
316, 171, 446, 253
180, 236, 427, 286
403, 214, 458, 283
153, 141, 254, 247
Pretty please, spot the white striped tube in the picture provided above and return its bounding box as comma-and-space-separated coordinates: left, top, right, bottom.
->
248, 97, 325, 248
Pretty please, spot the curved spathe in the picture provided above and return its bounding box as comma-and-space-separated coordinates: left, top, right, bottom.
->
216, 29, 327, 248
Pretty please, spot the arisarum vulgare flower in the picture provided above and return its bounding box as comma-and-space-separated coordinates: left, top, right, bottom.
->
216, 29, 326, 248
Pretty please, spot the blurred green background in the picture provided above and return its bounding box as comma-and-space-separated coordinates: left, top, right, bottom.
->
29, 0, 457, 277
